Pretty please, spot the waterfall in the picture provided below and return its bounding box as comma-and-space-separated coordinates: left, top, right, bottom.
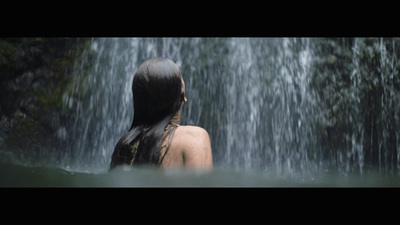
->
59, 37, 400, 175
219, 38, 320, 174
62, 38, 138, 172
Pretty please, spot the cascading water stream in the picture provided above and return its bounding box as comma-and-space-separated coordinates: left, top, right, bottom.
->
56, 37, 400, 176
61, 38, 138, 173
220, 38, 320, 174
60, 38, 321, 174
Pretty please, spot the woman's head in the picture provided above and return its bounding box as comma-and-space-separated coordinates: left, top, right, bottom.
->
110, 57, 186, 168
132, 57, 185, 127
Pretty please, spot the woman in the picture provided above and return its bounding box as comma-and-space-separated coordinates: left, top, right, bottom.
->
109, 57, 213, 170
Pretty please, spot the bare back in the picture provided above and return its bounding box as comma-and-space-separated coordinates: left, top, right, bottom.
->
161, 125, 213, 169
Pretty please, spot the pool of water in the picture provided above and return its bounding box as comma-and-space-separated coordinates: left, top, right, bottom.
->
1, 162, 399, 187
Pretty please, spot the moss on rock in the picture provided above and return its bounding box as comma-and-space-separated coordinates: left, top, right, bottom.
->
0, 37, 93, 164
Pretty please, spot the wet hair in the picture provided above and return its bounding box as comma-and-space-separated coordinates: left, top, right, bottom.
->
109, 57, 185, 169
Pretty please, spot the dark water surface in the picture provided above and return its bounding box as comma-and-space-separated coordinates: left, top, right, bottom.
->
1, 162, 399, 187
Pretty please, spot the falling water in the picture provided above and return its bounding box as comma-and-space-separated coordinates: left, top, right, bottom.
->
59, 38, 316, 174
219, 38, 320, 174
61, 38, 137, 172
57, 37, 400, 176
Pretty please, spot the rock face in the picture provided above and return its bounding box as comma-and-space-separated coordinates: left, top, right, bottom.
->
0, 38, 90, 165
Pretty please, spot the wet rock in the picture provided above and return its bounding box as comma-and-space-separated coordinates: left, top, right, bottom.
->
0, 37, 91, 164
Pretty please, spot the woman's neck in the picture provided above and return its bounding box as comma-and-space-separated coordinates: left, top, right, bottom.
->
169, 109, 181, 126
170, 99, 185, 126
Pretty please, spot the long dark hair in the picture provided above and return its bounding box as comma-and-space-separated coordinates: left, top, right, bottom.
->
109, 57, 185, 169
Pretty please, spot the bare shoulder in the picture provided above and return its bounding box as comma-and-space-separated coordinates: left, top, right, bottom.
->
172, 125, 213, 169
175, 125, 210, 139
173, 125, 211, 150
